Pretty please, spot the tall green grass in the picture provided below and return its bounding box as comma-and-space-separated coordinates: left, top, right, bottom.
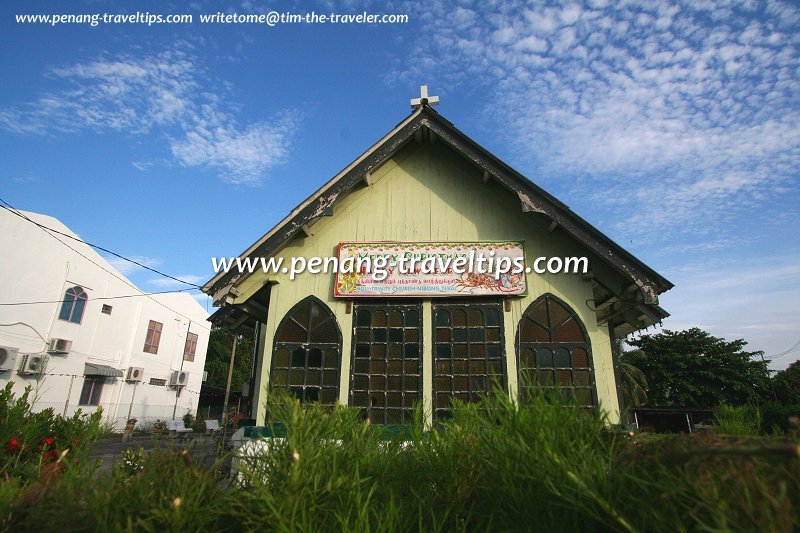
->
715, 403, 763, 436
2, 385, 798, 531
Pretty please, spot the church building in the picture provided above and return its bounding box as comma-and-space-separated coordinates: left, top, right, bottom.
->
203, 88, 672, 425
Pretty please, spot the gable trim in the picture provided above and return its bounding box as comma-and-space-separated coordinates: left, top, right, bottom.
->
203, 107, 672, 307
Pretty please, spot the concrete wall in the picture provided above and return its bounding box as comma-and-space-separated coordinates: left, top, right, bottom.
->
0, 210, 210, 429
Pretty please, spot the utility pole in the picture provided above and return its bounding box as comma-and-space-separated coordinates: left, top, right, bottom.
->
222, 333, 237, 435
759, 352, 779, 401
126, 381, 138, 422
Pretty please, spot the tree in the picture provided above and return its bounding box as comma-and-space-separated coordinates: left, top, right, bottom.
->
623, 328, 771, 408
772, 360, 800, 404
619, 356, 649, 408
203, 328, 254, 392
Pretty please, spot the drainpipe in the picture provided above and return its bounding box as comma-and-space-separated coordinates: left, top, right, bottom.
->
222, 335, 238, 434
112, 300, 142, 425
171, 319, 191, 420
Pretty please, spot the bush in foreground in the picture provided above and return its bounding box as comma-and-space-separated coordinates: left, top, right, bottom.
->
1, 387, 798, 531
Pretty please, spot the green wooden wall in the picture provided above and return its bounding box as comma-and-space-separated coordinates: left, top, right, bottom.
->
235, 140, 623, 424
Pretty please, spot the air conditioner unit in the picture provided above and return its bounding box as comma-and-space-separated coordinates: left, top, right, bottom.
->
126, 366, 144, 382
0, 346, 19, 371
202, 370, 208, 382
19, 354, 48, 375
48, 338, 72, 354
170, 370, 189, 387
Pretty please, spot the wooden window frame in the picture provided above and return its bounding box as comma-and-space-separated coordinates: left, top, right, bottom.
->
516, 294, 597, 409
78, 376, 104, 406
183, 332, 198, 362
349, 301, 423, 425
143, 320, 163, 354
270, 296, 342, 405
432, 299, 506, 420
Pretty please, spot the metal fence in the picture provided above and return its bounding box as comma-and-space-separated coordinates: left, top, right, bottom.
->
28, 401, 203, 432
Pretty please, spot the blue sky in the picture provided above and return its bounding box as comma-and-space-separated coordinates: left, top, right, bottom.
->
2, 0, 798, 369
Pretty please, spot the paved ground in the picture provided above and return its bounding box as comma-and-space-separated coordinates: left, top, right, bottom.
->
90, 433, 226, 474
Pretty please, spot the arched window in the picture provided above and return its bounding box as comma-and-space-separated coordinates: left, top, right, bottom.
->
270, 297, 341, 404
517, 294, 595, 408
58, 286, 88, 324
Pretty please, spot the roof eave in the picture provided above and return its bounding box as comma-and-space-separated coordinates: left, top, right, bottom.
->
203, 105, 673, 305
202, 107, 426, 294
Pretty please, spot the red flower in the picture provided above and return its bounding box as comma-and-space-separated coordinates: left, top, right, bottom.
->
5, 437, 20, 454
41, 437, 55, 448
71, 439, 80, 448
43, 448, 59, 462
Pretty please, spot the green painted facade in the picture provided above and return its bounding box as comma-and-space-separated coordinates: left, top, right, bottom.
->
235, 140, 629, 425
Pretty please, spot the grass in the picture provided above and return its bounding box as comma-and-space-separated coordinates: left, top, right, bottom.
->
1, 385, 798, 531
715, 403, 763, 436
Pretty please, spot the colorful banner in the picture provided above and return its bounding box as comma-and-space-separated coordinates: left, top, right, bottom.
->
333, 241, 527, 297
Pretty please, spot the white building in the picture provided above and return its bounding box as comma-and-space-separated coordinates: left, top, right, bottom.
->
0, 208, 210, 430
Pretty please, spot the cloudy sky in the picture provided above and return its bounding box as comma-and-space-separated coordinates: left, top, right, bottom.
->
1, 0, 798, 368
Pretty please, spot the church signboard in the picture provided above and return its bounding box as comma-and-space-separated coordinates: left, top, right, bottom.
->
333, 241, 527, 297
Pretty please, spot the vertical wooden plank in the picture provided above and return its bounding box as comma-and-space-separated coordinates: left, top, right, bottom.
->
338, 300, 353, 406
253, 282, 282, 424
422, 300, 433, 429
503, 298, 519, 403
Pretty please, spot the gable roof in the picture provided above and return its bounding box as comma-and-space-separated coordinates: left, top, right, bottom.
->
203, 105, 672, 313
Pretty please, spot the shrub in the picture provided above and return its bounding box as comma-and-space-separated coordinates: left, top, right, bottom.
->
0, 382, 105, 529
715, 404, 762, 436
760, 401, 800, 434
0, 383, 104, 481
2, 384, 798, 530
10, 447, 236, 531
117, 448, 146, 476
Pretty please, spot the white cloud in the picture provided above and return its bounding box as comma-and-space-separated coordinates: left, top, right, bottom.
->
147, 274, 205, 289
560, 4, 582, 25
0, 47, 296, 185
171, 110, 299, 185
398, 0, 800, 242
12, 175, 40, 183
192, 291, 212, 312
395, 0, 800, 363
514, 35, 548, 53
651, 254, 800, 370
104, 255, 161, 276
0, 49, 195, 135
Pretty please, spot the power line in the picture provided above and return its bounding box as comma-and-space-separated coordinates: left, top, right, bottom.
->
0, 199, 210, 331
0, 322, 47, 343
766, 338, 800, 360
0, 201, 202, 288
0, 287, 198, 306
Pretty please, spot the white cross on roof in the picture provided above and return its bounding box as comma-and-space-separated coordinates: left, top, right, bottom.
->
410, 85, 439, 109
